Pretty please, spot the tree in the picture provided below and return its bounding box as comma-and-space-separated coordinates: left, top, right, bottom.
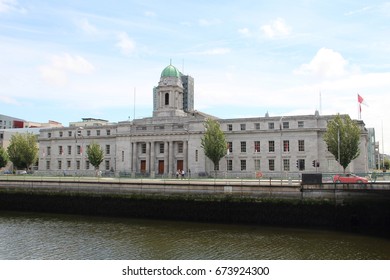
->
323, 114, 361, 173
0, 146, 9, 169
201, 118, 227, 175
7, 133, 38, 170
87, 142, 104, 174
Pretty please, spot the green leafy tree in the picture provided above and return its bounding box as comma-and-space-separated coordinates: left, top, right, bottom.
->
87, 142, 104, 174
323, 114, 361, 173
7, 133, 39, 170
0, 146, 9, 169
201, 118, 227, 175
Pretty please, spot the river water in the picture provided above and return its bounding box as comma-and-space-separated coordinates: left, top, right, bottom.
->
0, 211, 389, 260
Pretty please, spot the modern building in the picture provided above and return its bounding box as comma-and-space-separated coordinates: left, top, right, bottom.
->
37, 63, 370, 177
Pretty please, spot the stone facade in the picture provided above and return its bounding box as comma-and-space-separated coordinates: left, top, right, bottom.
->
37, 64, 369, 177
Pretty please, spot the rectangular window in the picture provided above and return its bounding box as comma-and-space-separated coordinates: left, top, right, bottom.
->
254, 141, 260, 153
227, 124, 233, 131
96, 130, 100, 136
254, 159, 261, 170
269, 141, 275, 152
178, 142, 183, 153
47, 146, 51, 156
195, 150, 198, 162
68, 131, 72, 137
141, 143, 146, 154
76, 160, 80, 170
268, 122, 274, 129
283, 159, 290, 171
67, 146, 72, 155
59, 131, 63, 137
298, 121, 304, 128
298, 140, 305, 152
283, 122, 289, 129
77, 145, 81, 155
87, 130, 91, 136
269, 159, 275, 171
227, 142, 233, 153
105, 160, 110, 170
298, 159, 305, 171
122, 151, 124, 162
86, 160, 90, 170
215, 163, 220, 171
67, 160, 71, 168
46, 161, 50, 170
160, 143, 164, 154
106, 129, 111, 136
240, 160, 246, 171
227, 159, 233, 171
255, 123, 260, 130
48, 132, 51, 138
240, 141, 246, 153
240, 124, 246, 131
283, 140, 290, 152
58, 160, 62, 170
106, 145, 110, 155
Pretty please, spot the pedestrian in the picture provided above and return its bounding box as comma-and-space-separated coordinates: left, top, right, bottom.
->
181, 169, 185, 179
176, 170, 179, 179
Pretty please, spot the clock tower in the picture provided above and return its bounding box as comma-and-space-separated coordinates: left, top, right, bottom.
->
153, 63, 187, 118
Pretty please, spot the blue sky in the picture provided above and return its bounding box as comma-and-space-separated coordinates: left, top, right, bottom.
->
1, 0, 390, 153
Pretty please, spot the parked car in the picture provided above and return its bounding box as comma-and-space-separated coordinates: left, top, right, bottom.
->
333, 174, 368, 184
3, 170, 12, 174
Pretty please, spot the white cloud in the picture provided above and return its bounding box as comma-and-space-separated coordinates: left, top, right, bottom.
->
261, 18, 291, 38
198, 18, 221, 26
189, 48, 231, 56
0, 0, 25, 13
39, 53, 95, 85
144, 11, 156, 17
294, 48, 355, 79
238, 27, 251, 37
76, 18, 98, 35
116, 32, 136, 55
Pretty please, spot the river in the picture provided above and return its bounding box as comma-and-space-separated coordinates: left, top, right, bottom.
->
0, 211, 389, 260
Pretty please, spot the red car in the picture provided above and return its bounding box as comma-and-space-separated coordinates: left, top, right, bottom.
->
333, 174, 368, 184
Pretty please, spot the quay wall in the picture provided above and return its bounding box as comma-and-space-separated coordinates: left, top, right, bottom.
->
0, 179, 389, 238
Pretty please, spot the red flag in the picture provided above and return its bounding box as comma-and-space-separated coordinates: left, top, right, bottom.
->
358, 94, 364, 104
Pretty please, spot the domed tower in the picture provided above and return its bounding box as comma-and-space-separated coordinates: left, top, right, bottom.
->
153, 63, 187, 118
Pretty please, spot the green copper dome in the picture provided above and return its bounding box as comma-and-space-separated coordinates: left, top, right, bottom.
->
161, 64, 181, 78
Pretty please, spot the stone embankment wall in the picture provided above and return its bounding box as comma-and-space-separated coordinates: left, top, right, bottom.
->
0, 179, 389, 238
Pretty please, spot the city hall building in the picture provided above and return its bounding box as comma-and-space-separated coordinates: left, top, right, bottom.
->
38, 64, 369, 177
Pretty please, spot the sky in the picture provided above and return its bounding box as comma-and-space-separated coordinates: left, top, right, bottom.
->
1, 0, 390, 153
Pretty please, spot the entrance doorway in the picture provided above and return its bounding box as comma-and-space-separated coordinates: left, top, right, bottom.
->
158, 160, 164, 174
177, 160, 183, 172
140, 160, 146, 173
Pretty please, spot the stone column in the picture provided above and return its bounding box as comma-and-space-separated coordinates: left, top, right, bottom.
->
184, 140, 188, 172
150, 141, 155, 178
169, 141, 174, 177
132, 142, 137, 176
164, 141, 169, 177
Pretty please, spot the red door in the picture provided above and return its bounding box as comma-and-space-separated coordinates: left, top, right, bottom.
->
158, 160, 164, 174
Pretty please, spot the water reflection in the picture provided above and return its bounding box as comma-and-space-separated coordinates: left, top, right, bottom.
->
0, 211, 389, 260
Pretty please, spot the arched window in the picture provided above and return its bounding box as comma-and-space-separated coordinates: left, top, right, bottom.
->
165, 93, 169, 105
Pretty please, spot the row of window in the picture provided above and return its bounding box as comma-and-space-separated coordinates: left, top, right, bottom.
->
47, 129, 111, 138
228, 140, 305, 153
226, 121, 305, 131
45, 145, 111, 156
139, 142, 184, 154
223, 158, 307, 172
46, 160, 111, 171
